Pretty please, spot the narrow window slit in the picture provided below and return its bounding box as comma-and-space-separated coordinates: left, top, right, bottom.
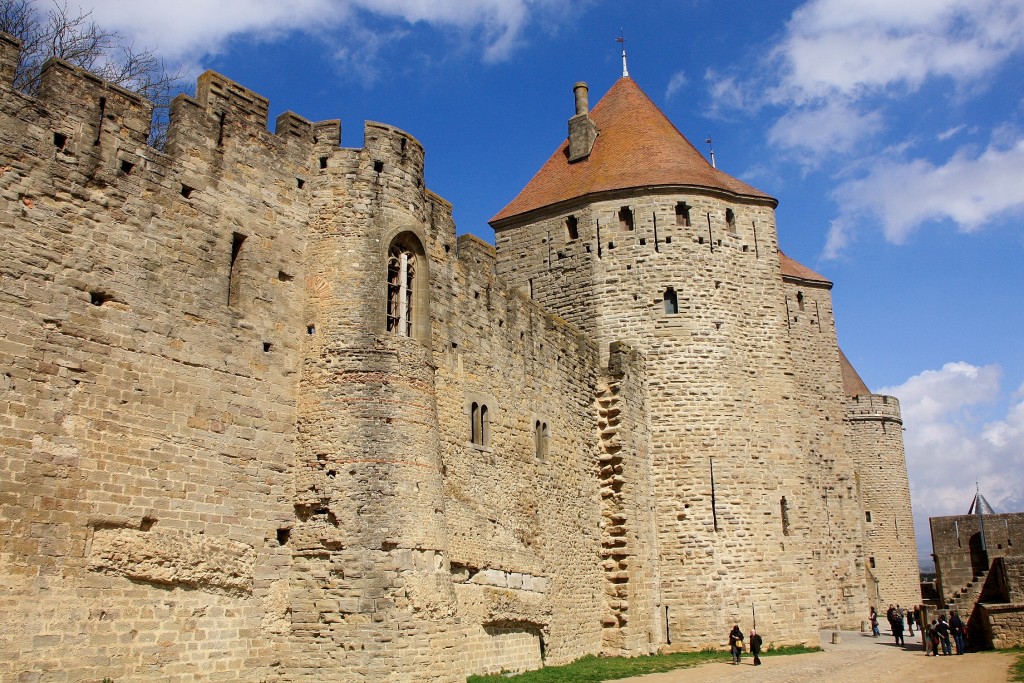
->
217, 112, 226, 147
94, 96, 106, 146
53, 132, 67, 150
228, 233, 247, 307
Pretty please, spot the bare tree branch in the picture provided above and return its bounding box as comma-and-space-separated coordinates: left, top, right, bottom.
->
0, 0, 187, 147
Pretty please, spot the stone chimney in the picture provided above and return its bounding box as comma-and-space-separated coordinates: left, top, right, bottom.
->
567, 81, 598, 162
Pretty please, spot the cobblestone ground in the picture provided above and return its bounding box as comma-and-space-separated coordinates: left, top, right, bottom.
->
616, 630, 1017, 683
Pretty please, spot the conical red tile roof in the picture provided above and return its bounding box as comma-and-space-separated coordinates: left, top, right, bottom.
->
838, 348, 871, 397
779, 251, 832, 286
491, 77, 774, 225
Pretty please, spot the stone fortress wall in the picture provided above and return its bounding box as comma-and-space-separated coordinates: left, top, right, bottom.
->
0, 33, 917, 681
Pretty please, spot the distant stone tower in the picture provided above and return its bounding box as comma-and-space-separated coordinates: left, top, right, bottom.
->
491, 77, 850, 647
842, 355, 919, 610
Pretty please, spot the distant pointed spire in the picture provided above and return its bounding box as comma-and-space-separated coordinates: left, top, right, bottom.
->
616, 30, 629, 78
968, 491, 996, 515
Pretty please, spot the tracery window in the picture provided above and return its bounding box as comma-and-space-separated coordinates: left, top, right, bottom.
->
471, 402, 491, 446
387, 244, 416, 336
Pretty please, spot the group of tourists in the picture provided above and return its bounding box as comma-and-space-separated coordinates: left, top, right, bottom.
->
924, 611, 967, 656
870, 603, 968, 656
727, 624, 763, 666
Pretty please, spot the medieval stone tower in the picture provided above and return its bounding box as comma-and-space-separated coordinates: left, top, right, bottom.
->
0, 32, 917, 681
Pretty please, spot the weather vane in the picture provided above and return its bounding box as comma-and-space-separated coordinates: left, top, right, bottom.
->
705, 133, 716, 168
616, 30, 629, 78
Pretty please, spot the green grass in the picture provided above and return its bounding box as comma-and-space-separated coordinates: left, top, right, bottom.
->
466, 646, 820, 682
1008, 647, 1024, 682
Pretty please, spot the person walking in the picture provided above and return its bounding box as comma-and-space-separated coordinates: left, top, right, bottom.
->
928, 619, 940, 656
949, 611, 966, 654
905, 606, 915, 636
937, 615, 952, 656
869, 607, 880, 637
887, 604, 905, 646
729, 624, 744, 665
749, 629, 763, 666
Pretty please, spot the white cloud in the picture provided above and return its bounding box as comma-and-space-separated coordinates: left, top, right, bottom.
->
880, 362, 1024, 567
828, 136, 1024, 248
75, 0, 568, 65
768, 100, 883, 157
770, 0, 1024, 105
665, 70, 687, 100
937, 125, 965, 142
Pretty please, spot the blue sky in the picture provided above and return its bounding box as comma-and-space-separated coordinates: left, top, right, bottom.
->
77, 0, 1023, 569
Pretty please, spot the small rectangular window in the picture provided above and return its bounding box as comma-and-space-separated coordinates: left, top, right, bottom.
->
675, 202, 691, 226
618, 206, 633, 230
663, 287, 678, 315
869, 556, 876, 568
865, 511, 872, 523
566, 215, 579, 240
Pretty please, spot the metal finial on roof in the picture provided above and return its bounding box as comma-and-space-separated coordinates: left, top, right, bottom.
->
616, 31, 629, 78
705, 133, 716, 168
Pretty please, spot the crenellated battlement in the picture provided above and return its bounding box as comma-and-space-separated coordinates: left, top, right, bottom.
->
846, 393, 902, 424
0, 31, 429, 199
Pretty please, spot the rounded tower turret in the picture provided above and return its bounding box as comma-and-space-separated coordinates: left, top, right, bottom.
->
289, 121, 463, 680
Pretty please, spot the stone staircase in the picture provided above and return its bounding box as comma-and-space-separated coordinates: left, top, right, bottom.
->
946, 570, 989, 613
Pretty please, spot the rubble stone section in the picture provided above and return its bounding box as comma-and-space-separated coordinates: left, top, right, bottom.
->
846, 394, 920, 610
595, 342, 660, 655
90, 525, 257, 595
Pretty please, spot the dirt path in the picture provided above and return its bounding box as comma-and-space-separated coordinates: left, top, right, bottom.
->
614, 630, 1017, 683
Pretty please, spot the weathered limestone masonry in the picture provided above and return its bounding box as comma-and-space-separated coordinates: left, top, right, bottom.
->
780, 261, 869, 627
0, 37, 315, 683
0, 34, 919, 680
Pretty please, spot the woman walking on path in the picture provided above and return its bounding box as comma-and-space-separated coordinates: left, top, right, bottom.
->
728, 624, 744, 665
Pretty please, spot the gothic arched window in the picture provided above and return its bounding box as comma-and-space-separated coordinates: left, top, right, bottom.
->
387, 243, 416, 336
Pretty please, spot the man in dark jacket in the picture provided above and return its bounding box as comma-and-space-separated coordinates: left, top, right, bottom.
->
749, 629, 763, 666
949, 611, 966, 654
936, 616, 952, 655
